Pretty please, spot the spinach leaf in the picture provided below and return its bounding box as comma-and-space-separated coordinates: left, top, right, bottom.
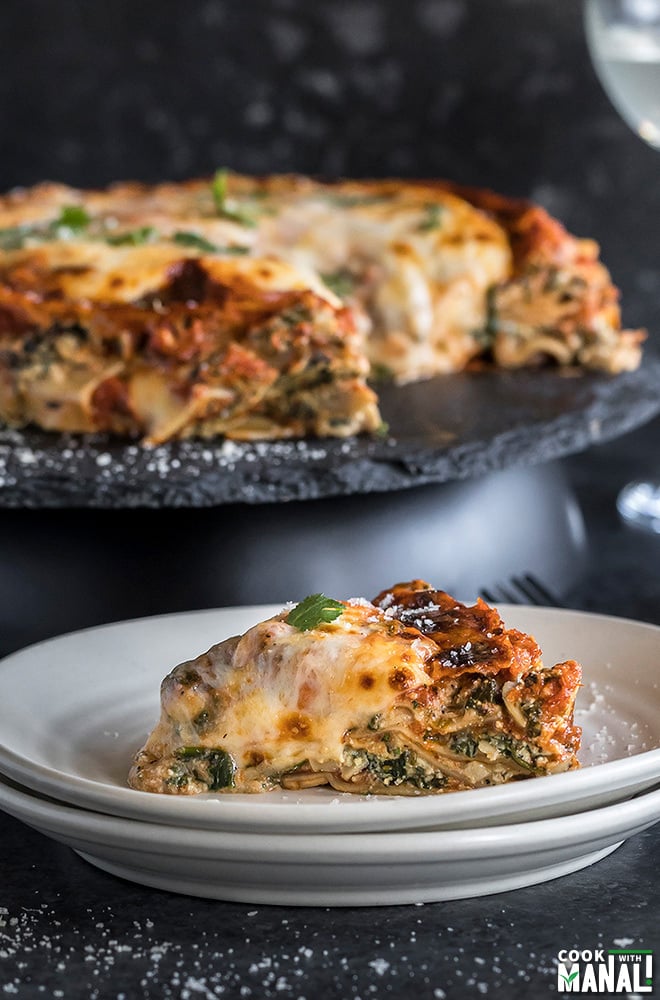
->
174, 746, 236, 789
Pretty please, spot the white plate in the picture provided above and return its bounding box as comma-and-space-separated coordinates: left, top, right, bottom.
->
0, 605, 659, 833
1, 772, 659, 905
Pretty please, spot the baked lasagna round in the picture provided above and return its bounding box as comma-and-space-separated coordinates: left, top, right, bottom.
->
0, 173, 643, 444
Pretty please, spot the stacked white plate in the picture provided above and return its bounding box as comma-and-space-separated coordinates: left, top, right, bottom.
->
0, 604, 659, 905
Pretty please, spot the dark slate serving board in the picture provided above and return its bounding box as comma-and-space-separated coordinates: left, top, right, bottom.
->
1, 359, 659, 508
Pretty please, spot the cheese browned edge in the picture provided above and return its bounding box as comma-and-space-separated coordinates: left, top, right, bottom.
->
0, 174, 643, 445
0, 247, 380, 445
128, 581, 581, 796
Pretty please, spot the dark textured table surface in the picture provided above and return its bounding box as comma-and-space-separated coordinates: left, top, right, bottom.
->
1, 415, 659, 1000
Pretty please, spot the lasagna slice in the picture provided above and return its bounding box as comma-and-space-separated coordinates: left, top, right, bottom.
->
128, 582, 581, 796
438, 181, 644, 373
0, 241, 380, 445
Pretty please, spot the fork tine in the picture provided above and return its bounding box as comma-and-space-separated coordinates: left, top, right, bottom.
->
479, 587, 500, 604
514, 574, 564, 607
480, 575, 564, 607
509, 575, 545, 605
479, 584, 519, 605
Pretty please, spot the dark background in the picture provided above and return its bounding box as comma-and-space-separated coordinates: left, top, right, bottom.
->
1, 0, 659, 641
1, 0, 659, 339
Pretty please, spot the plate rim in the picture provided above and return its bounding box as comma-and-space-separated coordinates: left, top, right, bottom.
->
1, 771, 659, 862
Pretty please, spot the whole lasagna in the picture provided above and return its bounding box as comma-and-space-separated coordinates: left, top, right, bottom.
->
128, 581, 581, 796
0, 173, 643, 444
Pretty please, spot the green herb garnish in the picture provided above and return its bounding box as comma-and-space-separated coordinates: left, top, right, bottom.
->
212, 168, 230, 214
0, 205, 89, 250
173, 230, 219, 252
287, 593, 344, 631
106, 226, 156, 246
417, 202, 444, 232
172, 230, 250, 254
212, 168, 257, 227
320, 270, 356, 299
55, 204, 90, 231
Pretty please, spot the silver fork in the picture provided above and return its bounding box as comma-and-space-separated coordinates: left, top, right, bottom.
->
479, 574, 565, 607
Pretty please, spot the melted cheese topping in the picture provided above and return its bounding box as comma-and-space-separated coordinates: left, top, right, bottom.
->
0, 176, 512, 382
138, 603, 438, 780
2, 241, 337, 306
253, 184, 511, 379
129, 584, 582, 796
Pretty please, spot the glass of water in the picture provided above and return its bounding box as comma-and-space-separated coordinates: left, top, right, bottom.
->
584, 0, 660, 531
